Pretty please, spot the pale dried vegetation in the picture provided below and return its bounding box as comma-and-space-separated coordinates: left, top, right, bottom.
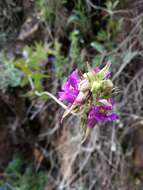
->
40, 1, 143, 190
1, 1, 143, 190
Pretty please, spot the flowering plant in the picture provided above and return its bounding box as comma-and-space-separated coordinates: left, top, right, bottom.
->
59, 62, 118, 142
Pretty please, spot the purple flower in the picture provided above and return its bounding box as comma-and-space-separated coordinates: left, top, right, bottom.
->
48, 54, 55, 62
106, 72, 112, 79
59, 70, 79, 104
87, 103, 118, 128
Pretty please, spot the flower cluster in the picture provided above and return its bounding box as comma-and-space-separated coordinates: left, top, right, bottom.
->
58, 62, 118, 141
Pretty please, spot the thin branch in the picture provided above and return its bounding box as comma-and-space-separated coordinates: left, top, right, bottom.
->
35, 91, 67, 110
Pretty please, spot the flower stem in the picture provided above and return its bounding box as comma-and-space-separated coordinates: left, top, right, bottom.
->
35, 91, 67, 110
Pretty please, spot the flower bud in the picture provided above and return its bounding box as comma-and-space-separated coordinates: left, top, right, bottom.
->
91, 81, 102, 93
75, 91, 89, 104
78, 79, 90, 92
98, 61, 111, 79
83, 72, 94, 81
102, 79, 113, 91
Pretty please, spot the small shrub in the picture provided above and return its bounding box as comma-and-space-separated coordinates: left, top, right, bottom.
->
15, 42, 48, 92
3, 156, 48, 190
0, 53, 22, 91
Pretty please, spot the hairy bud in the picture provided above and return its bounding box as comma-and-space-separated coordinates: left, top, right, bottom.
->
102, 79, 113, 91
91, 81, 102, 93
78, 79, 90, 92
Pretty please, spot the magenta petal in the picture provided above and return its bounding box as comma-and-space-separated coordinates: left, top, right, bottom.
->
58, 70, 79, 105
87, 101, 118, 128
68, 70, 79, 88
108, 113, 118, 121
58, 92, 67, 101
62, 82, 70, 91
59, 92, 75, 103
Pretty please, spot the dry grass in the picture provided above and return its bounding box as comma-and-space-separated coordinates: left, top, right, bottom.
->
39, 1, 143, 189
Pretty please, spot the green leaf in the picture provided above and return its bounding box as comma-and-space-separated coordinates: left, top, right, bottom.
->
67, 15, 80, 25
92, 55, 102, 67
91, 42, 106, 54
97, 30, 108, 42
113, 1, 119, 9
123, 50, 139, 64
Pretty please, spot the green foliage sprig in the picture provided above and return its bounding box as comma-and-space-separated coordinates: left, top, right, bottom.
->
15, 43, 48, 92
0, 53, 22, 91
91, 0, 123, 67
3, 156, 47, 190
